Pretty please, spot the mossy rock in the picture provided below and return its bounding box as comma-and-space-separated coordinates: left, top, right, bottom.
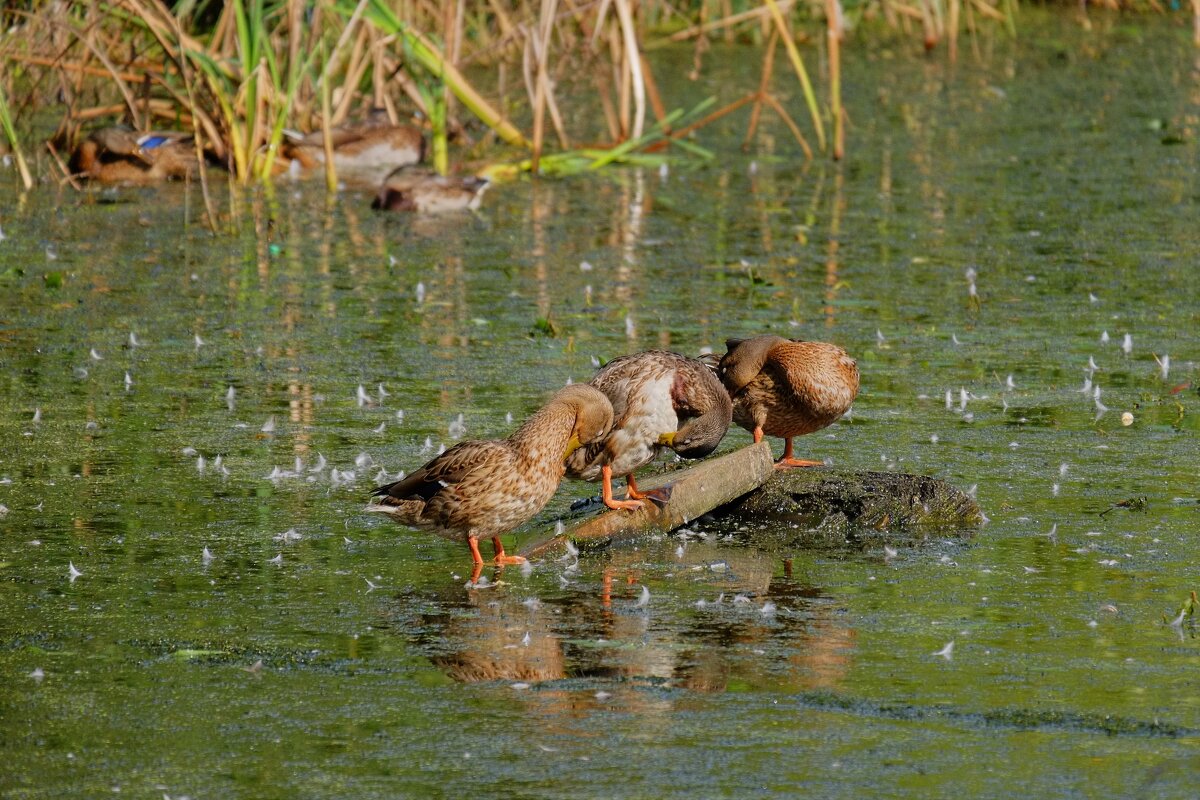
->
714, 468, 983, 547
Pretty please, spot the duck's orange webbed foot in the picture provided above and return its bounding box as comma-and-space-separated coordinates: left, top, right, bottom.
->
604, 497, 645, 511
775, 457, 825, 470
491, 537, 527, 566
775, 438, 825, 469
602, 465, 644, 511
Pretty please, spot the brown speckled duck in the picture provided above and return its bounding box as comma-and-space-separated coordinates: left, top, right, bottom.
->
71, 127, 200, 184
566, 350, 732, 511
714, 335, 859, 469
368, 385, 613, 574
371, 165, 490, 214
281, 114, 424, 185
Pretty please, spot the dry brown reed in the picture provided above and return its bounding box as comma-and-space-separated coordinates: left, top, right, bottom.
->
1, 0, 1184, 193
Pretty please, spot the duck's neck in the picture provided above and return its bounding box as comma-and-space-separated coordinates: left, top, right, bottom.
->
506, 400, 574, 458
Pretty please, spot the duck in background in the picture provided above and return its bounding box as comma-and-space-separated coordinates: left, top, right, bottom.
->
712, 335, 859, 469
566, 350, 732, 511
371, 164, 490, 214
280, 111, 424, 185
368, 384, 613, 582
71, 127, 200, 184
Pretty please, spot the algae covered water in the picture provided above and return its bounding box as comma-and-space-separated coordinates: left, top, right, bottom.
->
2, 14, 1199, 798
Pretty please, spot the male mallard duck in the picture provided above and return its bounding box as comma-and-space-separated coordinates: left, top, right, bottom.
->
368, 384, 613, 574
281, 115, 424, 185
371, 165, 490, 214
71, 127, 199, 184
566, 350, 732, 511
714, 335, 859, 469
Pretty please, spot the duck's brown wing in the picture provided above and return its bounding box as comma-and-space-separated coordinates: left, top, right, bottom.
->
372, 440, 513, 505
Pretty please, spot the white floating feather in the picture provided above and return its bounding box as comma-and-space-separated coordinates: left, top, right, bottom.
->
1154, 353, 1170, 380
261, 416, 276, 433
933, 641, 954, 659
274, 528, 301, 542
636, 586, 650, 607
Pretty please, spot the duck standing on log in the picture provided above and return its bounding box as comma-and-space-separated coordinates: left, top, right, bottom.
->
368, 385, 613, 580
713, 335, 859, 469
566, 350, 733, 511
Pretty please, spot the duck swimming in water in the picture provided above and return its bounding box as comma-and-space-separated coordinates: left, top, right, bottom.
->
281, 114, 424, 185
371, 165, 490, 214
71, 127, 200, 184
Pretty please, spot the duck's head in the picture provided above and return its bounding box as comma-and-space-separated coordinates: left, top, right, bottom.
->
658, 407, 731, 460
717, 335, 787, 392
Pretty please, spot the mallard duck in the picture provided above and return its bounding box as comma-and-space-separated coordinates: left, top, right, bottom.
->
714, 335, 859, 469
281, 115, 424, 185
368, 384, 613, 574
71, 127, 199, 184
371, 165, 490, 214
566, 350, 732, 511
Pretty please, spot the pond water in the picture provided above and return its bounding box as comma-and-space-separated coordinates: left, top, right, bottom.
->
3, 11, 1200, 798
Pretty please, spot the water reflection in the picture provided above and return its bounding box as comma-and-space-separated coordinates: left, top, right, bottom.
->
394, 542, 854, 700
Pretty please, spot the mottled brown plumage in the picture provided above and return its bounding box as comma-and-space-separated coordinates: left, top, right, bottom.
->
715, 335, 859, 468
566, 350, 732, 510
281, 115, 425, 185
368, 384, 613, 571
71, 127, 200, 184
372, 165, 490, 214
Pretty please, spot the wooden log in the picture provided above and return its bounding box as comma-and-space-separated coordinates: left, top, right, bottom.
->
518, 441, 776, 560
518, 444, 985, 559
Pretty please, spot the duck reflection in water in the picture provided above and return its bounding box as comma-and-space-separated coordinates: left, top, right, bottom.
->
395, 541, 855, 700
